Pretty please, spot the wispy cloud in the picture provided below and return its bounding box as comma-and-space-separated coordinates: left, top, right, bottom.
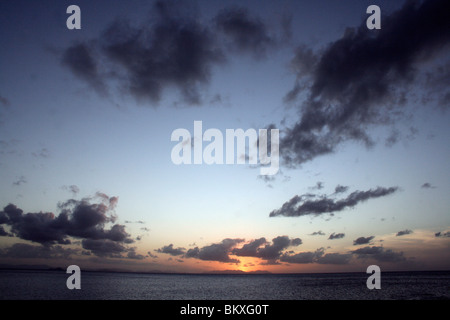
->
157, 236, 303, 265
396, 229, 413, 237
61, 1, 289, 106
328, 232, 345, 240
0, 194, 138, 259
62, 1, 224, 105
269, 186, 398, 218
61, 42, 108, 97
421, 182, 436, 189
334, 185, 349, 194
214, 6, 276, 58
435, 231, 450, 238
12, 176, 27, 186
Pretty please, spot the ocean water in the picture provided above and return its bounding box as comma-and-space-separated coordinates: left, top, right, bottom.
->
0, 269, 449, 300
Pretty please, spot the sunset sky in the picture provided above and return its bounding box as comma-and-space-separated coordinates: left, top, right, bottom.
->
0, 0, 449, 274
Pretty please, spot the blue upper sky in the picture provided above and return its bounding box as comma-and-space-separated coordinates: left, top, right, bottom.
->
0, 0, 449, 273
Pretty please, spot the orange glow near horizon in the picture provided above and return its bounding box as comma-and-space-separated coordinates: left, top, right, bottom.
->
191, 256, 314, 274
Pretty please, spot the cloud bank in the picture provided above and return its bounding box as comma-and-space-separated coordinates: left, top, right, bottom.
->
155, 235, 409, 267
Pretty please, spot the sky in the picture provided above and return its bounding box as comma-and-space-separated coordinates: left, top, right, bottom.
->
0, 0, 449, 274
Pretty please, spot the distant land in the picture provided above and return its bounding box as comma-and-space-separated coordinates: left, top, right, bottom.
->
1, 264, 448, 276
0, 264, 271, 275
0, 264, 66, 271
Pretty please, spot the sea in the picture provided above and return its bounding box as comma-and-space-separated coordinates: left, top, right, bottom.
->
0, 269, 449, 300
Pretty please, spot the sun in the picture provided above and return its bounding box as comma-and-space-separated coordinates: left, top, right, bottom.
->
233, 257, 261, 273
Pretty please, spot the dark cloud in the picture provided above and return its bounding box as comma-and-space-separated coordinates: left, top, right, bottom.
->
214, 6, 274, 58
256, 236, 301, 263
62, 0, 224, 105
287, 45, 318, 83
421, 182, 436, 189
396, 229, 413, 236
0, 211, 8, 224
353, 236, 375, 246
185, 238, 244, 263
124, 220, 145, 224
0, 204, 68, 245
156, 244, 186, 256
159, 237, 407, 266
280, 0, 450, 167
423, 60, 450, 109
61, 42, 108, 96
310, 231, 325, 236
435, 231, 450, 238
290, 238, 303, 246
81, 239, 127, 258
334, 185, 349, 194
232, 236, 302, 264
0, 195, 139, 259
328, 232, 345, 240
269, 186, 398, 217
351, 246, 406, 263
183, 236, 301, 264
184, 247, 200, 259
385, 129, 401, 147
309, 181, 324, 190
